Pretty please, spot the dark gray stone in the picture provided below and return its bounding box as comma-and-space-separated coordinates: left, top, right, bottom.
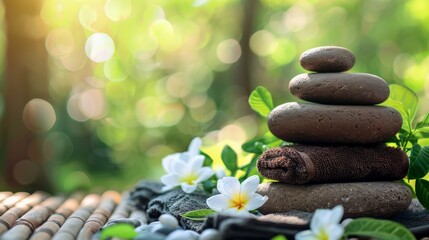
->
289, 73, 389, 105
300, 46, 355, 72
268, 102, 402, 144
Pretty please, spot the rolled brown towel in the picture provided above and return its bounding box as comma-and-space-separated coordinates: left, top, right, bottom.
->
257, 144, 409, 184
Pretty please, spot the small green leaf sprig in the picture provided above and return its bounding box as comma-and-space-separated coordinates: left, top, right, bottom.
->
382, 84, 429, 209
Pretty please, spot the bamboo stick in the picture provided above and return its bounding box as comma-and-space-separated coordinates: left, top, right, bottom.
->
30, 193, 84, 240
52, 194, 100, 240
0, 192, 13, 202
1, 195, 65, 240
104, 192, 131, 225
0, 192, 30, 215
0, 191, 48, 234
77, 191, 121, 240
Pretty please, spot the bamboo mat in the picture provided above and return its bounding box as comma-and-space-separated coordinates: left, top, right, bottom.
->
0, 191, 138, 240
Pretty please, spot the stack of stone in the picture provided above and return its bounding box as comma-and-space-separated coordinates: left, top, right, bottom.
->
256, 46, 412, 218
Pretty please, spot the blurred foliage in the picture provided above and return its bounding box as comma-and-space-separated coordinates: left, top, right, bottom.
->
1, 0, 429, 192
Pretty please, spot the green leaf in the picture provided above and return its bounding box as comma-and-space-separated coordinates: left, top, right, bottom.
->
408, 145, 429, 179
271, 235, 288, 240
221, 145, 238, 175
242, 134, 282, 154
416, 179, 429, 210
382, 84, 418, 133
416, 113, 429, 129
200, 151, 214, 167
249, 86, 274, 117
180, 209, 216, 221
412, 127, 429, 139
202, 179, 216, 193
100, 223, 137, 240
344, 218, 416, 240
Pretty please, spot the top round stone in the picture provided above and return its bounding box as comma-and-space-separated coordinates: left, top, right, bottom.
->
300, 46, 355, 72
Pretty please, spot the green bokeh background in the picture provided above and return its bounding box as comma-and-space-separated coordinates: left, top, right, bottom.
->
1, 0, 429, 193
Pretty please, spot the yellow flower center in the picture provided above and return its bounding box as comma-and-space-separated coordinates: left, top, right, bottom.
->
229, 193, 249, 210
181, 173, 197, 185
317, 229, 329, 240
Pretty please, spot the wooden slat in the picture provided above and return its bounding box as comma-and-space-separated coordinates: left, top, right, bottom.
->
0, 192, 30, 215
0, 192, 48, 234
30, 193, 84, 240
77, 191, 121, 240
1, 196, 65, 240
52, 194, 100, 240
0, 192, 13, 202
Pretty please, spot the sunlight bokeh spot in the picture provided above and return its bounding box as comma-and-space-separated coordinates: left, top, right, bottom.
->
60, 49, 87, 71
149, 19, 180, 52
104, 0, 132, 21
142, 5, 166, 25
23, 99, 56, 133
79, 5, 98, 31
218, 124, 247, 142
45, 28, 75, 58
136, 97, 162, 128
104, 57, 128, 82
161, 104, 185, 127
13, 160, 39, 185
80, 89, 107, 120
182, 94, 208, 108
190, 97, 216, 123
85, 33, 115, 63
270, 38, 296, 65
283, 3, 313, 32
217, 39, 241, 64
250, 30, 278, 57
166, 73, 191, 98
67, 94, 89, 122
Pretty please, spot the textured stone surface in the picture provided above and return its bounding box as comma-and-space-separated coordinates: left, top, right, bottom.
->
268, 102, 402, 144
256, 182, 412, 218
289, 73, 389, 105
300, 46, 355, 72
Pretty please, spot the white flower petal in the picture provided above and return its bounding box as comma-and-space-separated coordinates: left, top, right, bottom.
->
326, 223, 344, 240
240, 175, 260, 197
161, 174, 180, 187
328, 205, 344, 224
222, 207, 239, 215
171, 159, 188, 175
207, 194, 230, 212
217, 177, 240, 197
181, 183, 197, 193
196, 167, 214, 182
341, 218, 353, 227
188, 137, 202, 156
162, 153, 180, 173
161, 185, 175, 192
235, 208, 252, 217
190, 155, 205, 172
310, 208, 331, 231
295, 230, 317, 240
245, 194, 268, 211
179, 152, 191, 162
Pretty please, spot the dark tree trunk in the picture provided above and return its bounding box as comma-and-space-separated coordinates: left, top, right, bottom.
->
237, 0, 258, 96
2, 0, 53, 191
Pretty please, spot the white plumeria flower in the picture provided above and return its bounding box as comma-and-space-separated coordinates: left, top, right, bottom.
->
162, 137, 203, 173
295, 205, 345, 240
161, 155, 214, 193
206, 175, 268, 216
